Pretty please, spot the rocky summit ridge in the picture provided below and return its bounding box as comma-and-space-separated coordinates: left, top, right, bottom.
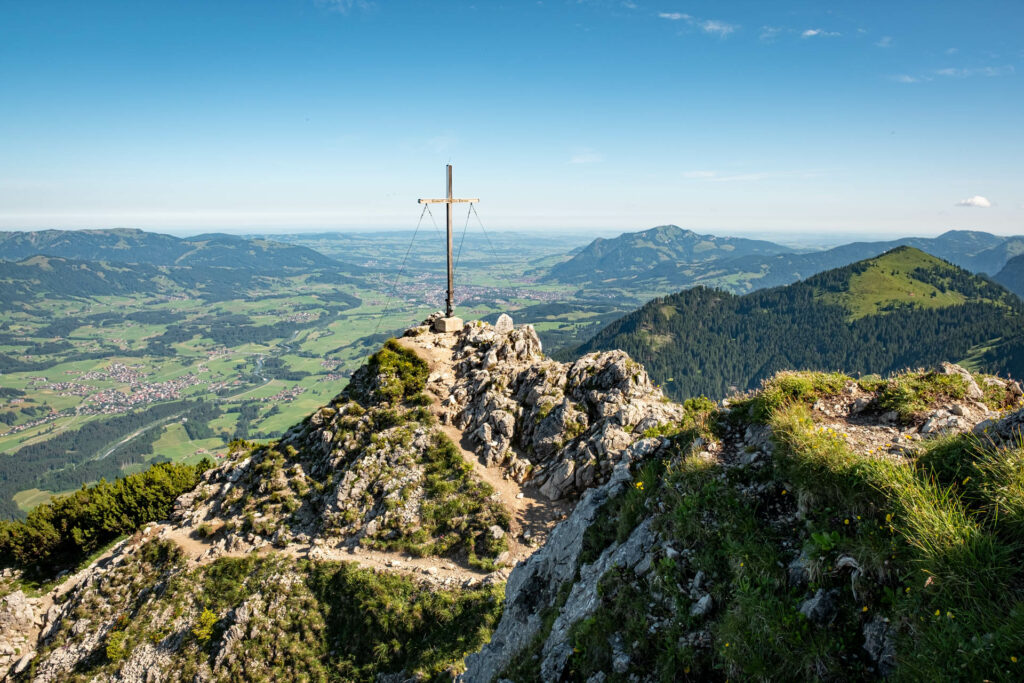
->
3, 314, 1024, 681
0, 313, 684, 682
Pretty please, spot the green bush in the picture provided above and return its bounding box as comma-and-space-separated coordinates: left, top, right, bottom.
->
192, 607, 218, 643
0, 459, 212, 577
367, 339, 429, 403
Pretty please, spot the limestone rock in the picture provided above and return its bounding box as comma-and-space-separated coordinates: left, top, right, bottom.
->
690, 594, 713, 617
461, 463, 635, 682
494, 313, 514, 334
799, 588, 840, 626
862, 615, 896, 677
936, 362, 984, 401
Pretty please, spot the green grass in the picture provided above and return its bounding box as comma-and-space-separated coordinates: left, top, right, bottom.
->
770, 403, 1024, 681
818, 248, 969, 320
874, 370, 970, 421
734, 370, 852, 423
565, 368, 1024, 682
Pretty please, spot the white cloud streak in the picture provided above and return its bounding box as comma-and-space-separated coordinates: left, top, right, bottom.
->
956, 196, 992, 208
701, 20, 736, 36
316, 0, 372, 13
802, 28, 840, 38
936, 65, 1015, 78
658, 12, 689, 21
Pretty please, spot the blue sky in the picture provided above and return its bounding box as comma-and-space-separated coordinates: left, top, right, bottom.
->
1, 0, 1022, 237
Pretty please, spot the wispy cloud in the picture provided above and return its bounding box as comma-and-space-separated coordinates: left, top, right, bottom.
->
956, 195, 992, 208
315, 0, 372, 13
875, 36, 893, 48
759, 25, 782, 41
936, 65, 1014, 78
889, 74, 921, 84
682, 170, 718, 179
622, 1, 638, 8
569, 149, 603, 165
701, 20, 737, 37
802, 28, 840, 38
658, 12, 736, 36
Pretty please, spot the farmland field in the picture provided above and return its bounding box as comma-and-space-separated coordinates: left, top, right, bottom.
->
0, 229, 653, 518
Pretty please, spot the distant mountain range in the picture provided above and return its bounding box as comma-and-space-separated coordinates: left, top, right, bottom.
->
544, 224, 791, 283
543, 225, 1024, 294
571, 247, 1024, 399
0, 228, 362, 275
0, 229, 368, 303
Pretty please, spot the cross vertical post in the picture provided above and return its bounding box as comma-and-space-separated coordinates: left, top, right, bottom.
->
418, 165, 479, 327
446, 164, 454, 317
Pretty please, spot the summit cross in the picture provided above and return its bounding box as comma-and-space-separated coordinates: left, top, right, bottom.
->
418, 164, 479, 320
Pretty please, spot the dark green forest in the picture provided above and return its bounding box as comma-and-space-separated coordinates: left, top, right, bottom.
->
573, 250, 1024, 400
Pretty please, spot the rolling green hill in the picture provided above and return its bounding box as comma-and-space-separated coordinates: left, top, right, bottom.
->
570, 247, 1024, 399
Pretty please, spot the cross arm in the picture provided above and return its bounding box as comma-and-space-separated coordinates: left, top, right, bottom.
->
417, 198, 480, 204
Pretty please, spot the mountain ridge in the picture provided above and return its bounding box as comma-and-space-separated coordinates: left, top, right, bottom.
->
545, 225, 1024, 294
0, 228, 364, 275
544, 224, 795, 284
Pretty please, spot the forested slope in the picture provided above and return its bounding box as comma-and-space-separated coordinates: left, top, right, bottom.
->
572, 247, 1024, 399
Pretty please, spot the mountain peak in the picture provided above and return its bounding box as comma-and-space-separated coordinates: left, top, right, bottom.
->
546, 224, 792, 284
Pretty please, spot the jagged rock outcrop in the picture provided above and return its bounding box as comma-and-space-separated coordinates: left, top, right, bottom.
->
538, 516, 658, 681
462, 457, 644, 682
438, 319, 683, 500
